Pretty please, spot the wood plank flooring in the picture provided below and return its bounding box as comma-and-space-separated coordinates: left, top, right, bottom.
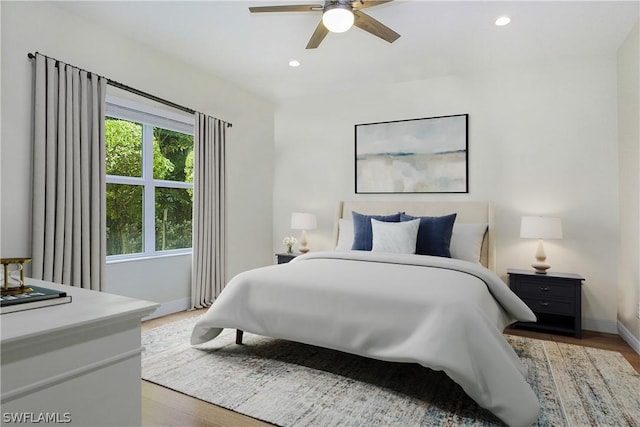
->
141, 310, 639, 427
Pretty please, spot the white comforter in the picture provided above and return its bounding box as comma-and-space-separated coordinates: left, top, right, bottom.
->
191, 251, 540, 427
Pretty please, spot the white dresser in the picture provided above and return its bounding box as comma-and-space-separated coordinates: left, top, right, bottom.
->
1, 278, 158, 426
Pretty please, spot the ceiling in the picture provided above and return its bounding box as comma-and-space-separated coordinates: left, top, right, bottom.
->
54, 1, 639, 103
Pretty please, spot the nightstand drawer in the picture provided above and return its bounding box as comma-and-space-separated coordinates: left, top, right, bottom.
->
520, 296, 575, 316
514, 279, 575, 299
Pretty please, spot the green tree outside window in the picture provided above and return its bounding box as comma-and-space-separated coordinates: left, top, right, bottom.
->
105, 118, 193, 256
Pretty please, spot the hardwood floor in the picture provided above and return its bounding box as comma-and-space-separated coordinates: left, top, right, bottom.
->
141, 310, 639, 427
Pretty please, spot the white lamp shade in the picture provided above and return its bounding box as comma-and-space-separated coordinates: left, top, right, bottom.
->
291, 212, 317, 230
322, 5, 354, 33
520, 216, 563, 239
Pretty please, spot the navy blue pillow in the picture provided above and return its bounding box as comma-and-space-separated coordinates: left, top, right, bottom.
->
351, 211, 402, 251
400, 213, 457, 257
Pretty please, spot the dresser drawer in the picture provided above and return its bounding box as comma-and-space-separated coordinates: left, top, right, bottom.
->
520, 296, 575, 316
513, 278, 575, 299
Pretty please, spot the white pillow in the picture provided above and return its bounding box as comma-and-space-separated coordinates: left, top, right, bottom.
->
371, 218, 420, 254
335, 219, 354, 251
450, 223, 488, 263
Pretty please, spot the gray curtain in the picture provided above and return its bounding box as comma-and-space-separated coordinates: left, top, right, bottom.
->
31, 54, 107, 290
191, 114, 227, 308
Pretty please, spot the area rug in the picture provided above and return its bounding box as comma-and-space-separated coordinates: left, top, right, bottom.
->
141, 315, 640, 426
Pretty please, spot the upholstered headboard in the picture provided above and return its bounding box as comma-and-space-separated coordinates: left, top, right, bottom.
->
334, 201, 496, 272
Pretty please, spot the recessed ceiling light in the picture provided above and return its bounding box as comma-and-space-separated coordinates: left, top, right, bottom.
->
495, 16, 511, 26
289, 60, 301, 67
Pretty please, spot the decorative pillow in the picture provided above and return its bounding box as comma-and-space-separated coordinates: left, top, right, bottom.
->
371, 218, 420, 254
351, 211, 402, 251
335, 219, 354, 251
399, 213, 457, 257
450, 223, 488, 263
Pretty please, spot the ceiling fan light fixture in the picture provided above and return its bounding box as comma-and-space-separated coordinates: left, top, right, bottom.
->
322, 4, 354, 33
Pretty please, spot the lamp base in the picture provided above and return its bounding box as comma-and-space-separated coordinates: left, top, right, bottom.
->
532, 262, 550, 274
298, 230, 309, 253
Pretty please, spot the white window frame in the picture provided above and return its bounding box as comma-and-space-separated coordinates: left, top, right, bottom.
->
105, 95, 195, 261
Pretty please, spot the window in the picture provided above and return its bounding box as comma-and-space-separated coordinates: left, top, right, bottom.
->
105, 96, 194, 258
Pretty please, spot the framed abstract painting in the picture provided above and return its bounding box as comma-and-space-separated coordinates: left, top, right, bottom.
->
355, 114, 468, 193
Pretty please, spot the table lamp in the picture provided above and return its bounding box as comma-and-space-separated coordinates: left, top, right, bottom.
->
291, 212, 317, 253
520, 216, 563, 274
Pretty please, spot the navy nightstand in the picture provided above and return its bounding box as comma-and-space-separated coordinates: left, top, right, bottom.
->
508, 268, 584, 338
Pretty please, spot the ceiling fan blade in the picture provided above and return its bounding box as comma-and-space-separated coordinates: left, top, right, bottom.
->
353, 9, 400, 43
306, 19, 329, 49
352, 0, 394, 10
249, 4, 323, 13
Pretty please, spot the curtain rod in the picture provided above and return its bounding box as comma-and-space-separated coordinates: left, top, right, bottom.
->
27, 52, 232, 128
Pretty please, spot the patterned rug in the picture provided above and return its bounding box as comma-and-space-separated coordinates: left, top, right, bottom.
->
141, 315, 640, 426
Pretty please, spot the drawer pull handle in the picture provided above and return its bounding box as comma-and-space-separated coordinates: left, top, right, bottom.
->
539, 302, 550, 307
539, 287, 550, 291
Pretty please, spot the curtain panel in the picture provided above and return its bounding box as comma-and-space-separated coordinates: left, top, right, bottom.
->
191, 114, 227, 308
31, 54, 107, 290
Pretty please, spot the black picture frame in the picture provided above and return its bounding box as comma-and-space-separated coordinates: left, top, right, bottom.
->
355, 114, 468, 194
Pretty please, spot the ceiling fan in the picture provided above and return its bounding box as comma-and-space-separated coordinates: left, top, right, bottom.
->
249, 0, 400, 49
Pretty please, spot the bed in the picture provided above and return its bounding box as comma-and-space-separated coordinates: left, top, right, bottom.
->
191, 201, 540, 427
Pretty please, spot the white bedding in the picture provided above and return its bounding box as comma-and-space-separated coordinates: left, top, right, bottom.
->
191, 251, 540, 427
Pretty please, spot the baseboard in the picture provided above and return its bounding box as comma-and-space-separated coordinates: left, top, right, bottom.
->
617, 320, 640, 355
143, 297, 191, 320
582, 317, 618, 334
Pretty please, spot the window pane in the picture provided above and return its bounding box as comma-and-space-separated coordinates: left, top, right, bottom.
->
153, 128, 194, 181
155, 187, 193, 251
105, 117, 143, 177
106, 183, 143, 255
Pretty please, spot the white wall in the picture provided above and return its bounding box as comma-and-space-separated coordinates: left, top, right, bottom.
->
617, 21, 640, 349
0, 2, 275, 309
1, 2, 632, 334
274, 56, 621, 333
